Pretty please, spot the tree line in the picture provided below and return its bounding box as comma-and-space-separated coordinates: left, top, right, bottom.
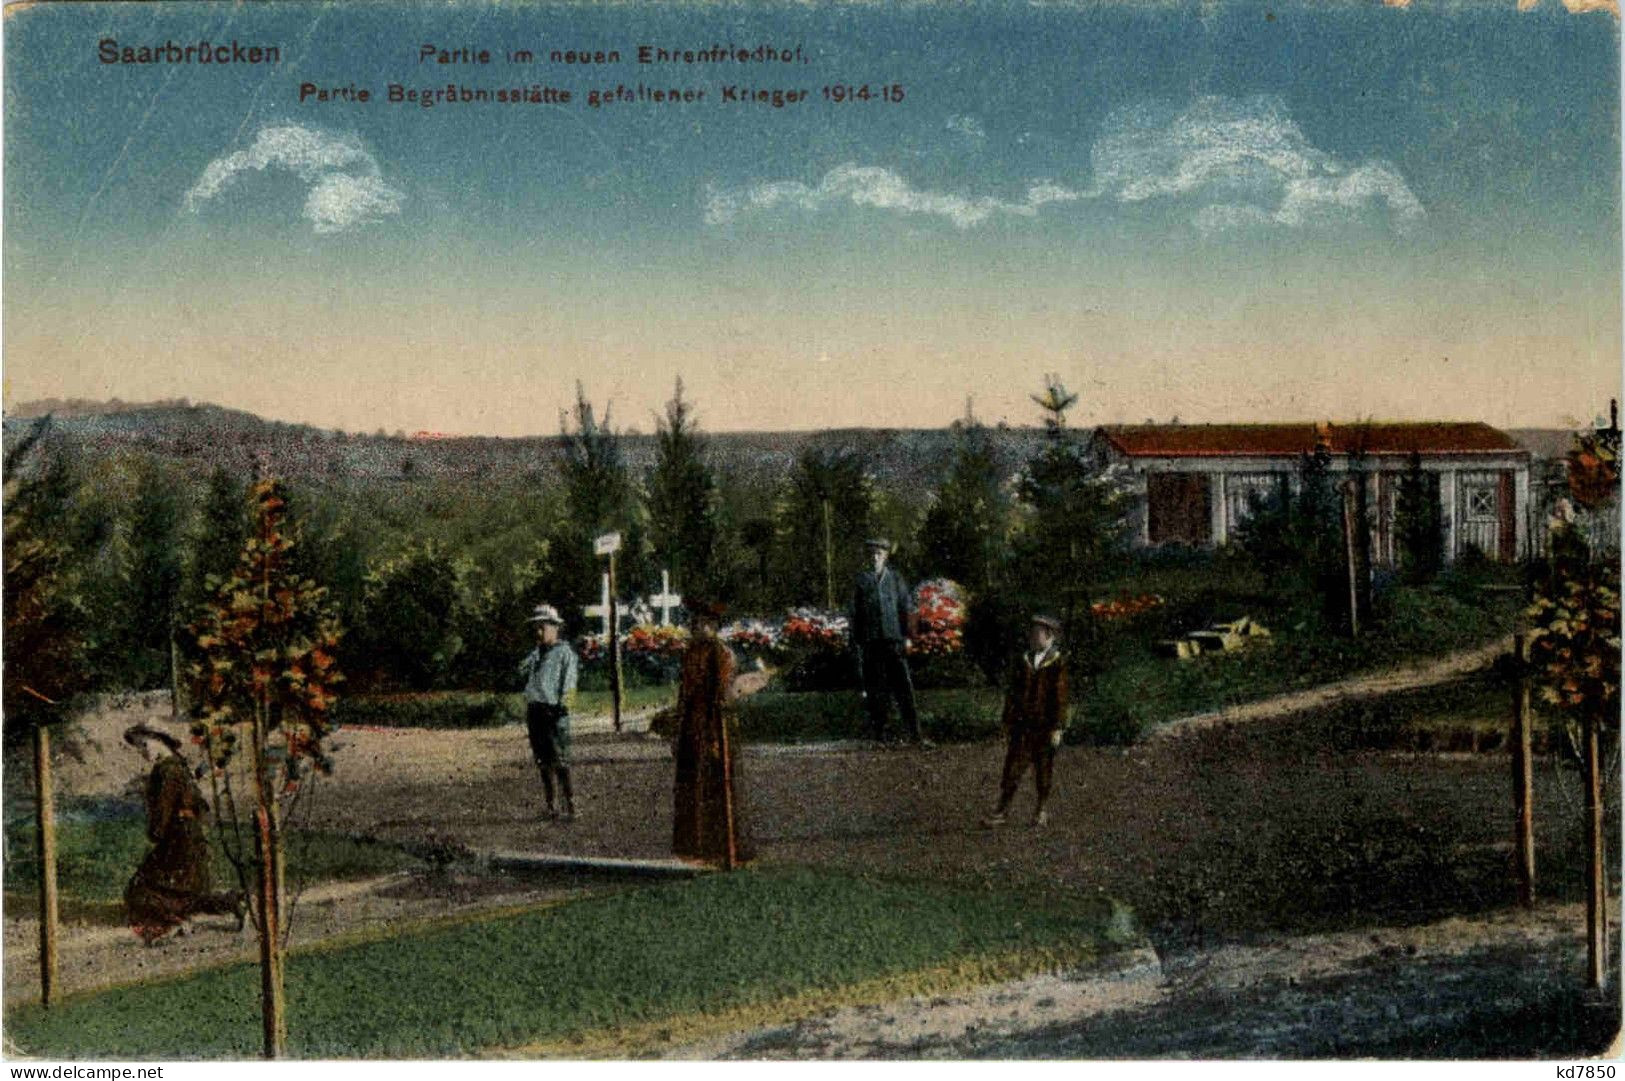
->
4, 377, 1488, 706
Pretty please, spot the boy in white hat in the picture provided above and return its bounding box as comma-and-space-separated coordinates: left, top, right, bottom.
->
519, 604, 579, 821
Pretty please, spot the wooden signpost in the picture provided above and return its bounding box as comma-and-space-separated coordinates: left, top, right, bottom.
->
595, 532, 624, 733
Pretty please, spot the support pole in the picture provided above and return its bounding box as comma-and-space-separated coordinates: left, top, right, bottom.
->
33, 724, 57, 1008
1342, 481, 1361, 637
718, 686, 739, 872
608, 550, 623, 734
1584, 710, 1607, 989
821, 499, 834, 612
1511, 633, 1535, 908
255, 805, 285, 1058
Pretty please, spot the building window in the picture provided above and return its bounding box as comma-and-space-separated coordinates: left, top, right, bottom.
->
1464, 485, 1498, 522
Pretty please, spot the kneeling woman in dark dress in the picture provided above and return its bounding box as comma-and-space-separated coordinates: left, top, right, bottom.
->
671, 601, 752, 868
122, 724, 243, 945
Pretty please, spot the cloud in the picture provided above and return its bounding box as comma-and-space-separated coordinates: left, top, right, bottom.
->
704, 164, 1081, 229
707, 94, 1422, 237
945, 114, 987, 141
1090, 94, 1425, 233
184, 124, 405, 235
705, 164, 1085, 229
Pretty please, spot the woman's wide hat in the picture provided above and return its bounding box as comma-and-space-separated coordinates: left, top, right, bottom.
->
528, 603, 564, 625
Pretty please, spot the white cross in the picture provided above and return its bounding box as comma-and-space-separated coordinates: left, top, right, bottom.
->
583, 574, 614, 638
650, 570, 683, 626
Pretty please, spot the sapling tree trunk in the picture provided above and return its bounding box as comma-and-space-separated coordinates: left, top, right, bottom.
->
33, 723, 58, 1008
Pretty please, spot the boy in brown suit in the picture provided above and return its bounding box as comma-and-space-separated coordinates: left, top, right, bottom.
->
982, 614, 1069, 828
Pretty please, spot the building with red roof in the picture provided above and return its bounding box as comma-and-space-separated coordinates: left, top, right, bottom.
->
1093, 421, 1532, 564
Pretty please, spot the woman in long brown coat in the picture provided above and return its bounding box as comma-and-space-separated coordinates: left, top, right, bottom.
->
123, 725, 243, 944
671, 602, 752, 867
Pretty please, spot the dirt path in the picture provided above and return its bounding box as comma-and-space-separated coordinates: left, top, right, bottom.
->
670, 901, 1618, 1059
1152, 637, 1511, 740
13, 649, 1617, 1056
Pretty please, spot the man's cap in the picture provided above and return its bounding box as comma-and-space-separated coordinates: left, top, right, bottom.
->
864, 537, 893, 551
1030, 614, 1063, 633
528, 603, 564, 625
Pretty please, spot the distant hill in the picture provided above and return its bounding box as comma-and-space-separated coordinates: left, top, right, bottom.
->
1, 399, 1052, 492
2, 400, 1578, 494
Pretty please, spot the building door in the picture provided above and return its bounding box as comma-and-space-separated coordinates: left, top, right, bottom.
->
1498, 471, 1517, 562
1147, 473, 1212, 545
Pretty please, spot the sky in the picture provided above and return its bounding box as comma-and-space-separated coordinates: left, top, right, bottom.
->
3, 0, 1621, 435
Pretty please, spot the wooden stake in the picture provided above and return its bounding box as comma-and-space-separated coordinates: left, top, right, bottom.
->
1342, 481, 1361, 637
821, 499, 834, 612
1584, 710, 1607, 989
255, 806, 285, 1057
33, 724, 57, 1008
718, 670, 739, 872
1511, 633, 1535, 907
608, 550, 623, 734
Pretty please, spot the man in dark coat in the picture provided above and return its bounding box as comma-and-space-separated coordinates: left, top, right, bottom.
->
982, 615, 1070, 828
848, 538, 929, 746
671, 600, 752, 867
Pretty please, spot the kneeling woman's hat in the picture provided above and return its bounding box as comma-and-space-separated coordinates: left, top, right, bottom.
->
528, 604, 564, 625
123, 723, 182, 754
1031, 614, 1063, 633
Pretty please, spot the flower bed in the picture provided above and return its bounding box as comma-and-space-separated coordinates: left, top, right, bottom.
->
1089, 592, 1165, 621
577, 582, 977, 690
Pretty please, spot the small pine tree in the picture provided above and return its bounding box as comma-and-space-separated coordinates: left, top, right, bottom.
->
647, 379, 724, 601
1394, 451, 1443, 584
918, 416, 1011, 596
1235, 439, 1342, 613
1009, 376, 1128, 673
120, 459, 184, 689
3, 420, 95, 738
552, 384, 646, 629
774, 448, 875, 609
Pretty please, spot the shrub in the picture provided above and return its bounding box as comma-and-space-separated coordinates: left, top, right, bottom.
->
333, 692, 521, 729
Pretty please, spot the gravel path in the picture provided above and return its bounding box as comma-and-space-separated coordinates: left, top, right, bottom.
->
671, 901, 1618, 1059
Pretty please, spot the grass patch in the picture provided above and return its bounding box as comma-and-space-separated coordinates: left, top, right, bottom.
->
1078, 583, 1516, 743
3, 801, 422, 905
736, 688, 1001, 744
741, 583, 1516, 746
4, 865, 1135, 1059
334, 687, 675, 730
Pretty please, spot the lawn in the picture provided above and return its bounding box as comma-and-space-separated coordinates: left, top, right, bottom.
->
3, 799, 423, 913
737, 688, 1002, 743
4, 866, 1135, 1059
738, 581, 1520, 746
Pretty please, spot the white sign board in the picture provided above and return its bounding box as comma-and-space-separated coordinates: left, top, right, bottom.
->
593, 531, 622, 556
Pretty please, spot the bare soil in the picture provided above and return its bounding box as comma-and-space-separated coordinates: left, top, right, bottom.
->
10, 669, 1621, 1055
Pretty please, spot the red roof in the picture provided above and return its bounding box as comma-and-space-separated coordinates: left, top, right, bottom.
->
1097, 422, 1526, 459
